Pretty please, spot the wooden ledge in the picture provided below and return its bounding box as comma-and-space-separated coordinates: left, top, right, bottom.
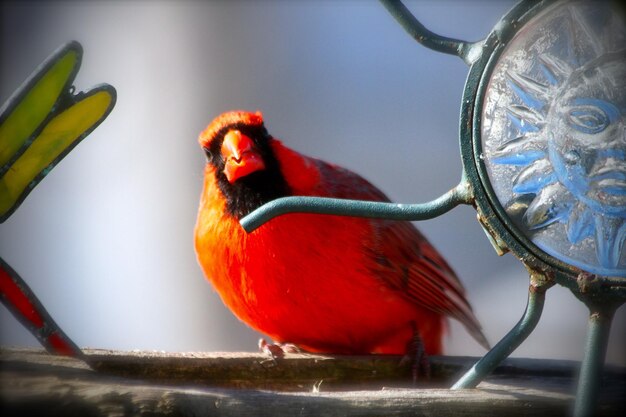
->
1, 348, 624, 416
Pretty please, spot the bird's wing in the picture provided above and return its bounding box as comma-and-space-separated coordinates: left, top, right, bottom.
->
314, 159, 489, 349
372, 218, 489, 349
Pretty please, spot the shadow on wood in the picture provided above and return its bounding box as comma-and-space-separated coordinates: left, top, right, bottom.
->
1, 348, 624, 416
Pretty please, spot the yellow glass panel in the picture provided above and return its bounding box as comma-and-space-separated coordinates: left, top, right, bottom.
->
0, 46, 80, 168
0, 90, 113, 217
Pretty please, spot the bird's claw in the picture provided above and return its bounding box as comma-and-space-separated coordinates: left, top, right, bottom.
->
258, 338, 301, 360
399, 322, 431, 384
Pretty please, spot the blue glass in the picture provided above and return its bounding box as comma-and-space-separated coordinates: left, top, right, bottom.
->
482, 0, 626, 276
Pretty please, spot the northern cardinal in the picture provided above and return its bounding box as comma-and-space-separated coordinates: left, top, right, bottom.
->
194, 111, 489, 356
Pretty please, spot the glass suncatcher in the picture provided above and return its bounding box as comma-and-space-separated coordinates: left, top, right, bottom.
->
0, 41, 116, 356
241, 1, 625, 416
481, 1, 625, 278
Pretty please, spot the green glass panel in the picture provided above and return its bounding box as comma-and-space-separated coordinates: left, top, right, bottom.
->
0, 89, 114, 219
0, 45, 80, 169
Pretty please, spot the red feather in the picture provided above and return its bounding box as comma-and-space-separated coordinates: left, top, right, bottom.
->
195, 111, 488, 355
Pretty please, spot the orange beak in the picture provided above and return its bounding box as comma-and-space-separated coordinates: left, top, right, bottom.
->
220, 130, 266, 183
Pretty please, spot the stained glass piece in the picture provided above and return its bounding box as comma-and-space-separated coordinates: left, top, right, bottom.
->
481, 0, 626, 277
0, 43, 80, 171
0, 41, 116, 222
0, 89, 115, 219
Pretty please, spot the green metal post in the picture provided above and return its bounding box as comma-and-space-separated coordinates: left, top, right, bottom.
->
452, 272, 553, 389
378, 0, 483, 64
241, 180, 471, 232
573, 307, 616, 417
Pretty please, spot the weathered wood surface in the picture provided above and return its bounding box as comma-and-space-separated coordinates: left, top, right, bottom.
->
1, 347, 624, 416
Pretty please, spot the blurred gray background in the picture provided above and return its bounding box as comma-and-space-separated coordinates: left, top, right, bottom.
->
0, 1, 623, 366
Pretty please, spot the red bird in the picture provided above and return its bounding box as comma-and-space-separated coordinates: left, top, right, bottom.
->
194, 111, 488, 356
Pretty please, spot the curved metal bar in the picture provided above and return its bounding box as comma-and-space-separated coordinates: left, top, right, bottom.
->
574, 306, 617, 417
451, 274, 552, 389
241, 180, 472, 233
379, 0, 482, 65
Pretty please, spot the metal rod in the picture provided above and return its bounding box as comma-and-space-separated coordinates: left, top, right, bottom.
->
378, 0, 481, 65
451, 275, 551, 389
241, 180, 472, 233
573, 306, 616, 417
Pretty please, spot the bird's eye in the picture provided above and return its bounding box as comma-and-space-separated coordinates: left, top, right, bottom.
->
203, 147, 214, 161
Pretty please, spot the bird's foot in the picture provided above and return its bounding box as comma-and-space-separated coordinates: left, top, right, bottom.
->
399, 322, 430, 384
258, 338, 301, 360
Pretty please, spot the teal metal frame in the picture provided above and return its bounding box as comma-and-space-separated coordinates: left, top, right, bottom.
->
240, 1, 625, 415
451, 270, 554, 389
241, 179, 472, 232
